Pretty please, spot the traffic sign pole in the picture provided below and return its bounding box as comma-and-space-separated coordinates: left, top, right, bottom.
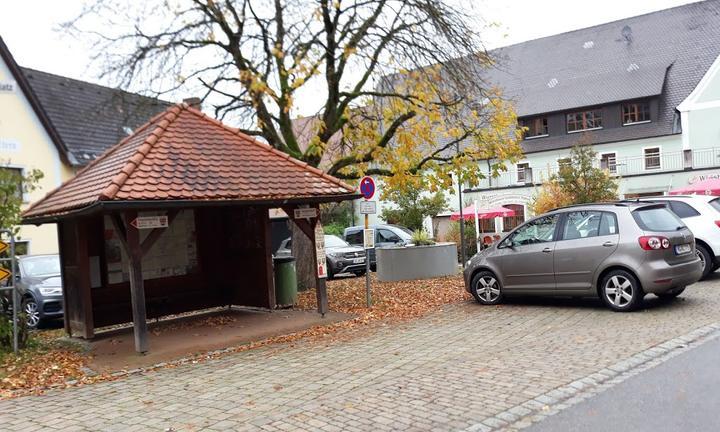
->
0, 230, 18, 353
359, 176, 375, 308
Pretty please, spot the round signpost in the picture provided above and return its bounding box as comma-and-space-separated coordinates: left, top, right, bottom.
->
359, 176, 375, 200
359, 176, 375, 307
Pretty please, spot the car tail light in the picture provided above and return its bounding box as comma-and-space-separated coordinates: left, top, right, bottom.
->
715, 220, 720, 229
639, 236, 671, 250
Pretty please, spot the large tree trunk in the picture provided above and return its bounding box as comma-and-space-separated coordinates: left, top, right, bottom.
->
290, 220, 315, 291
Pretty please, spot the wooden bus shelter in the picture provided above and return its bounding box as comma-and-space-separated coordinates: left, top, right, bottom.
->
22, 104, 358, 353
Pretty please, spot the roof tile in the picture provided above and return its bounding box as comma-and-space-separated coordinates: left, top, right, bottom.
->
24, 104, 356, 219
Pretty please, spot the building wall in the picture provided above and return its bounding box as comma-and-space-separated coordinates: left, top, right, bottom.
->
0, 56, 74, 254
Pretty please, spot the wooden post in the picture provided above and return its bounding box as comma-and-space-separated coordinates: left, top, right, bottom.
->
56, 222, 71, 336
282, 204, 327, 316
124, 211, 149, 354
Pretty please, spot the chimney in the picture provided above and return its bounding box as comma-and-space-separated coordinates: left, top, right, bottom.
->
183, 97, 202, 110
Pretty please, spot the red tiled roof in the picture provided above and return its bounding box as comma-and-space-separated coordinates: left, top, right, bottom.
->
23, 104, 356, 219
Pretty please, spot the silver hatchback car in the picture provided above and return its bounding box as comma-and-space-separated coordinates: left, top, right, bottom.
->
464, 202, 703, 311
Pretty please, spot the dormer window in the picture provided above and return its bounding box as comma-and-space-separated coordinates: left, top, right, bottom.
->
567, 109, 603, 133
622, 102, 650, 125
521, 117, 549, 139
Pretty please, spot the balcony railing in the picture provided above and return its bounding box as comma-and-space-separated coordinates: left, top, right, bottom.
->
470, 147, 720, 191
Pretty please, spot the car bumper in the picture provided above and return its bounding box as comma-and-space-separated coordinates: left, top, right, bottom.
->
638, 257, 703, 294
330, 259, 367, 274
39, 296, 64, 319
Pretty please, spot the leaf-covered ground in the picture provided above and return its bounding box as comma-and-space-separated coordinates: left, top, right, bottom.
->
1, 274, 468, 398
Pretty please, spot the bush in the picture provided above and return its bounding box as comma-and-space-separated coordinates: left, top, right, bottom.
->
445, 221, 478, 263
411, 229, 435, 246
323, 222, 346, 237
0, 310, 28, 352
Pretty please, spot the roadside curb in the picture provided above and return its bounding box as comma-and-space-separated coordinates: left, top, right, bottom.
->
460, 322, 720, 432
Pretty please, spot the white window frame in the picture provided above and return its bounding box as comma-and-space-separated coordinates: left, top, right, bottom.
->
643, 146, 662, 171
516, 162, 530, 184
599, 151, 618, 174
556, 156, 572, 170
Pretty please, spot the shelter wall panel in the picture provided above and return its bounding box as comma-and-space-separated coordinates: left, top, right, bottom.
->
221, 208, 273, 309
91, 274, 219, 328
58, 220, 93, 338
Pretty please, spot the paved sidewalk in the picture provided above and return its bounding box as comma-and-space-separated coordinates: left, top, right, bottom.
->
2, 279, 720, 431
526, 334, 720, 432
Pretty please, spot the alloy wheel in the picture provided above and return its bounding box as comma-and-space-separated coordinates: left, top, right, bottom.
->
696, 249, 706, 271
604, 275, 633, 308
474, 276, 500, 303
24, 300, 40, 328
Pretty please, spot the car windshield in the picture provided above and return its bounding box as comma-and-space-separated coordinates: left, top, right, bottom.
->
393, 226, 414, 237
21, 256, 61, 277
325, 235, 349, 248
632, 207, 684, 232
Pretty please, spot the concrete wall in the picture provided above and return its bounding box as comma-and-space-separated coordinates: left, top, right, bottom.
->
0, 56, 74, 254
376, 243, 458, 282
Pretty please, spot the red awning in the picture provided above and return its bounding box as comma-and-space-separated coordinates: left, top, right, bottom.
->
450, 205, 515, 221
669, 178, 720, 196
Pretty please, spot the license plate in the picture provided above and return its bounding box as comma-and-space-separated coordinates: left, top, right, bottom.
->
352, 257, 365, 264
675, 244, 692, 255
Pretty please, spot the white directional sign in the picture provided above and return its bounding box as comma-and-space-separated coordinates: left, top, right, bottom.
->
315, 223, 327, 278
294, 207, 318, 219
359, 201, 377, 214
130, 216, 169, 230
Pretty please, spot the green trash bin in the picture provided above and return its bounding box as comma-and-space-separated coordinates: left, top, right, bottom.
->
274, 256, 298, 307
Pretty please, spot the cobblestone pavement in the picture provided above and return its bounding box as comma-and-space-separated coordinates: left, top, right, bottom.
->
3, 277, 720, 432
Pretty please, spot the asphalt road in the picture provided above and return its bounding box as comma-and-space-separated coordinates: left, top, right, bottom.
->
528, 334, 720, 432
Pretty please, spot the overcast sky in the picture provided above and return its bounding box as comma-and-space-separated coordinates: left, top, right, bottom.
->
0, 0, 701, 116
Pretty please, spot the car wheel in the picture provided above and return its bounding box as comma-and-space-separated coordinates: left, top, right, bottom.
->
695, 244, 712, 279
600, 270, 643, 312
470, 271, 503, 305
22, 297, 41, 329
656, 286, 686, 299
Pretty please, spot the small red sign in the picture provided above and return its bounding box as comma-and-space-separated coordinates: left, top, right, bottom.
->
359, 176, 376, 200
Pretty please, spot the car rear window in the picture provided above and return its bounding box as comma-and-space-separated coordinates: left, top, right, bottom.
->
632, 206, 684, 232
667, 201, 700, 218
709, 198, 720, 213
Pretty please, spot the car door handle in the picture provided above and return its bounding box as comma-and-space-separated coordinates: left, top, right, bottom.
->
602, 241, 615, 247
542, 247, 553, 253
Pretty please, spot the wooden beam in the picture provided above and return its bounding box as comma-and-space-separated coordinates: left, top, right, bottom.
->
76, 219, 94, 339
281, 205, 315, 239
281, 204, 327, 316
56, 222, 71, 336
261, 209, 276, 309
140, 210, 179, 256
110, 214, 130, 256
124, 211, 149, 353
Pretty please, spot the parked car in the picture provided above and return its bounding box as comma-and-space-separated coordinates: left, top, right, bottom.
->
633, 195, 720, 279
275, 235, 366, 278
344, 224, 413, 270
463, 202, 702, 312
275, 237, 292, 258
12, 254, 63, 329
